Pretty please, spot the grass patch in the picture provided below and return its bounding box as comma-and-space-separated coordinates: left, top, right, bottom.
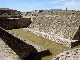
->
8, 28, 70, 60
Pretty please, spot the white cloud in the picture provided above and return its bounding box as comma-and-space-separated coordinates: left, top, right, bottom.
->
63, 0, 80, 10
23, 0, 80, 11
49, 0, 65, 4
56, 0, 80, 10
48, 0, 80, 10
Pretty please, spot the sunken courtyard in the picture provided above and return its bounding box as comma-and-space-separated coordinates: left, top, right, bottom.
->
0, 8, 80, 60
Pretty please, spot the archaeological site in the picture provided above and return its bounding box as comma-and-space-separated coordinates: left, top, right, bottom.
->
0, 8, 80, 60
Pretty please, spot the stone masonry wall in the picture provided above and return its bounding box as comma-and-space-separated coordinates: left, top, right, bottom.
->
0, 17, 31, 29
0, 27, 51, 60
0, 27, 38, 59
7, 30, 46, 52
24, 12, 80, 48
29, 12, 80, 39
23, 28, 78, 48
0, 38, 21, 60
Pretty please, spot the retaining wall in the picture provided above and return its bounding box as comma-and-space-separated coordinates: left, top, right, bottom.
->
0, 27, 51, 60
0, 17, 31, 29
0, 27, 38, 59
7, 30, 47, 52
23, 28, 78, 48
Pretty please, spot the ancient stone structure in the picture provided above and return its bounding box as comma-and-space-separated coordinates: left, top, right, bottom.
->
23, 28, 78, 48
7, 30, 47, 52
52, 48, 80, 60
0, 27, 38, 59
0, 8, 21, 17
0, 17, 31, 29
23, 12, 80, 48
0, 38, 21, 60
0, 27, 51, 60
22, 15, 36, 22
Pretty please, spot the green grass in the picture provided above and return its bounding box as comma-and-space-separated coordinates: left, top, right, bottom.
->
8, 28, 71, 60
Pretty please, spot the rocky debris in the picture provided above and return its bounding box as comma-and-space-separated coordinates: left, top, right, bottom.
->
52, 48, 80, 60
0, 38, 21, 60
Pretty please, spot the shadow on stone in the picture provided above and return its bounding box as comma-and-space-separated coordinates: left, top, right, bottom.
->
0, 17, 32, 30
73, 26, 80, 45
23, 50, 52, 60
0, 27, 52, 60
73, 26, 80, 41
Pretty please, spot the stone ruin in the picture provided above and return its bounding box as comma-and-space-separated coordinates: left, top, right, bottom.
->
7, 30, 47, 52
0, 11, 80, 60
0, 38, 21, 60
0, 17, 32, 30
0, 27, 52, 60
23, 12, 80, 48
52, 48, 80, 60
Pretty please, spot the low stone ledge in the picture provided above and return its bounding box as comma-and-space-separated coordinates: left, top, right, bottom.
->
7, 30, 47, 52
23, 28, 78, 48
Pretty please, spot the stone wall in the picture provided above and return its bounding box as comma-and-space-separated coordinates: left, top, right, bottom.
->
0, 27, 51, 60
7, 30, 47, 52
23, 28, 78, 48
0, 17, 31, 29
29, 13, 80, 39
0, 27, 38, 59
0, 38, 21, 60
24, 12, 80, 48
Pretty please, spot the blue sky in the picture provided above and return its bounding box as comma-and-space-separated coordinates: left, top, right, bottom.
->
0, 0, 80, 12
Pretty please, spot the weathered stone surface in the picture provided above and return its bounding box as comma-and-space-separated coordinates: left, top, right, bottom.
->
0, 27, 38, 59
52, 48, 80, 60
0, 17, 31, 30
29, 13, 80, 39
0, 38, 21, 60
23, 28, 78, 48
0, 27, 50, 60
8, 30, 47, 52
23, 12, 80, 47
